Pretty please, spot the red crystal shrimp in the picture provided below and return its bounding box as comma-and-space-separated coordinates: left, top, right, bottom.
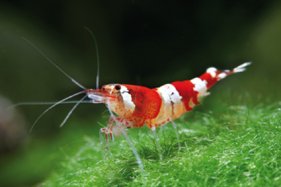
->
88, 62, 251, 137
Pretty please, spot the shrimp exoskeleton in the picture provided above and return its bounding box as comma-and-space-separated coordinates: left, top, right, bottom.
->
84, 62, 251, 139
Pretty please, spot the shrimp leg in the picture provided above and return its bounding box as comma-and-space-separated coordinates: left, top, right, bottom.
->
151, 127, 163, 160
170, 120, 181, 150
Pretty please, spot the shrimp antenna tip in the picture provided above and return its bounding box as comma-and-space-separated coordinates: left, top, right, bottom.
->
84, 27, 100, 89
22, 37, 86, 90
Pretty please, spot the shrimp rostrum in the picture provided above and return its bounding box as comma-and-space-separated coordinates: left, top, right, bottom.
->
87, 62, 251, 138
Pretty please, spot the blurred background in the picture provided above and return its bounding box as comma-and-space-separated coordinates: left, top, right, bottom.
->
0, 0, 281, 186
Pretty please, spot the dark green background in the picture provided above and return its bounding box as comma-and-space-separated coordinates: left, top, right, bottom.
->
0, 0, 281, 186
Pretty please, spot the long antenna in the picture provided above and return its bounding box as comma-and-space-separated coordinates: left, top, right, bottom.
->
9, 100, 93, 108
84, 27, 100, 89
59, 95, 87, 127
22, 37, 86, 90
29, 91, 85, 133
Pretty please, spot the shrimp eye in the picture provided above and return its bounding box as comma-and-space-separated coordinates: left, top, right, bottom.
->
114, 85, 121, 90
101, 87, 106, 91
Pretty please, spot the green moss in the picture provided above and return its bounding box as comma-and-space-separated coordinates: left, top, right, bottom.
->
40, 103, 281, 186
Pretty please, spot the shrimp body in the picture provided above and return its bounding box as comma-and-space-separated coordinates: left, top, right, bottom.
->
87, 62, 251, 134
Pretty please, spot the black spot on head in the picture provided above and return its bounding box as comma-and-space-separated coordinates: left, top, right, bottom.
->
114, 85, 121, 90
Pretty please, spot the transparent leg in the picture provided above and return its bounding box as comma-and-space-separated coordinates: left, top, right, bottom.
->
99, 127, 112, 158
121, 129, 144, 172
151, 127, 163, 160
170, 120, 181, 150
105, 107, 144, 172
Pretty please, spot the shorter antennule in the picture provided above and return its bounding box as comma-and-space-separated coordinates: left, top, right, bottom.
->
233, 62, 252, 73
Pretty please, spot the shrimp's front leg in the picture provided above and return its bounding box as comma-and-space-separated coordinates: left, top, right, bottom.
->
99, 117, 114, 143
99, 118, 115, 154
100, 117, 129, 142
100, 127, 113, 141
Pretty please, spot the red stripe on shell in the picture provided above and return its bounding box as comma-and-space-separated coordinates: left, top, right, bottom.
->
171, 81, 198, 111
199, 72, 219, 89
124, 85, 162, 120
